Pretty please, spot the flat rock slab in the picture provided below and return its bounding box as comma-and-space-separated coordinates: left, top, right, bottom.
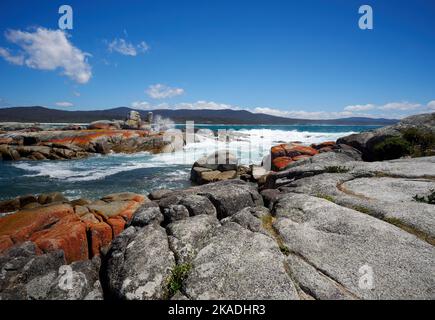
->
184, 222, 299, 300
284, 173, 435, 241
273, 193, 435, 300
341, 177, 435, 202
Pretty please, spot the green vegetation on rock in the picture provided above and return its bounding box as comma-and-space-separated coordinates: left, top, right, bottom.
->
372, 128, 435, 161
324, 166, 349, 173
167, 263, 192, 297
372, 136, 411, 161
413, 189, 435, 205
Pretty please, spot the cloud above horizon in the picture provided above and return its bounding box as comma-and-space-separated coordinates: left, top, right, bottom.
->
55, 101, 74, 107
0, 28, 92, 84
130, 99, 435, 119
108, 38, 149, 56
146, 84, 185, 99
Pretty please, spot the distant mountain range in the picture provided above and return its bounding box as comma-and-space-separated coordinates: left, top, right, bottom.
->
0, 106, 398, 125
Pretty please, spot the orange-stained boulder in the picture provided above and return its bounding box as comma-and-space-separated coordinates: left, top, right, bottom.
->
0, 235, 14, 253
101, 192, 146, 203
288, 145, 319, 156
0, 203, 74, 244
86, 222, 112, 257
272, 157, 294, 171
271, 145, 286, 159
87, 200, 143, 221
107, 216, 126, 238
31, 215, 88, 263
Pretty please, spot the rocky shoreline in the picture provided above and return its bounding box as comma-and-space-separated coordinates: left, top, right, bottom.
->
0, 111, 183, 161
0, 112, 434, 300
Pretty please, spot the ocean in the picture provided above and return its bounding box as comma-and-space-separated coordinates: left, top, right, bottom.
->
0, 124, 379, 201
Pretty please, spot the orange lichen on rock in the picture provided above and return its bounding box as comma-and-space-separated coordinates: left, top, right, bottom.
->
292, 155, 311, 161
107, 216, 126, 238
86, 222, 113, 257
288, 145, 319, 156
0, 203, 74, 244
31, 215, 88, 263
272, 157, 294, 171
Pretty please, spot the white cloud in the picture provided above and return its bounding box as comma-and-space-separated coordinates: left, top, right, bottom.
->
176, 101, 234, 110
55, 101, 74, 107
0, 28, 92, 84
146, 84, 185, 99
253, 107, 360, 120
129, 99, 435, 120
344, 104, 376, 112
108, 38, 149, 56
131, 101, 152, 110
427, 100, 435, 110
379, 102, 421, 111
0, 47, 24, 65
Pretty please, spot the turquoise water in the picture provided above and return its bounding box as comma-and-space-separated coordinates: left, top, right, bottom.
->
0, 125, 379, 201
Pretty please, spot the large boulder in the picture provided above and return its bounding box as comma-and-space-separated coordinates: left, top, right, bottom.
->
166, 214, 220, 264
272, 193, 435, 299
103, 225, 176, 300
195, 180, 264, 219
183, 222, 299, 300
337, 112, 435, 161
0, 242, 103, 300
190, 150, 239, 184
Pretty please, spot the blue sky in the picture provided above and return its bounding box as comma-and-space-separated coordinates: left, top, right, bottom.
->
0, 0, 434, 119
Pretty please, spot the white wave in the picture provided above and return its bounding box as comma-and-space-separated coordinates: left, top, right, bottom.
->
12, 128, 355, 181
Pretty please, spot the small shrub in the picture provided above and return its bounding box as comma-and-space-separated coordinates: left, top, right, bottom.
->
413, 189, 435, 205
324, 166, 349, 173
402, 128, 435, 157
372, 136, 410, 161
167, 263, 191, 296
351, 205, 371, 214
316, 194, 335, 203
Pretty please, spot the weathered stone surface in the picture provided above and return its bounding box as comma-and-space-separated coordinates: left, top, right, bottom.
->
285, 254, 357, 300
101, 192, 146, 203
222, 206, 270, 235
167, 214, 220, 264
163, 205, 190, 223
148, 189, 174, 200
104, 225, 175, 300
190, 151, 240, 184
271, 155, 435, 242
178, 195, 217, 217
183, 222, 299, 300
196, 180, 263, 219
129, 206, 164, 227
87, 200, 142, 220
38, 192, 68, 205
273, 193, 435, 300
0, 242, 102, 300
